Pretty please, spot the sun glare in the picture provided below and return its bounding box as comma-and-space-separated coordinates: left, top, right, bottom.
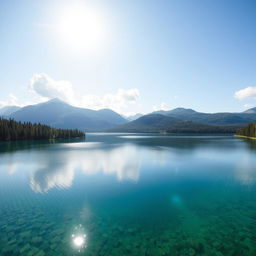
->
57, 3, 106, 52
73, 235, 85, 247
71, 224, 87, 252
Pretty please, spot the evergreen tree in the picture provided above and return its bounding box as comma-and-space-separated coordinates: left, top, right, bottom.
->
0, 118, 85, 141
236, 123, 256, 138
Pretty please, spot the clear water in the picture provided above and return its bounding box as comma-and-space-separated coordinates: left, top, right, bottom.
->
0, 134, 256, 256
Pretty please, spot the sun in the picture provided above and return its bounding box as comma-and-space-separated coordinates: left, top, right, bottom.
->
56, 2, 106, 52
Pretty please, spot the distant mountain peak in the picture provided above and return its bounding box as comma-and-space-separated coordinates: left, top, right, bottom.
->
97, 108, 115, 113
243, 107, 256, 114
47, 98, 65, 103
126, 113, 143, 121
9, 98, 127, 131
168, 107, 197, 115
0, 105, 21, 116
172, 107, 195, 111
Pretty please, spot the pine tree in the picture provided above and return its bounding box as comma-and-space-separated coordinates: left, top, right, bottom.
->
0, 118, 85, 141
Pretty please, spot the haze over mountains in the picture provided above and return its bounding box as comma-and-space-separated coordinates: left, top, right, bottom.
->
126, 113, 143, 121
1, 98, 256, 132
0, 106, 21, 116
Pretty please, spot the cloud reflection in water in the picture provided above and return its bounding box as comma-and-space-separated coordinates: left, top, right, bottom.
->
2, 136, 255, 195
30, 143, 141, 193
234, 153, 256, 185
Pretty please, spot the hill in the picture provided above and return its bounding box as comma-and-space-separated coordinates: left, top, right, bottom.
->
109, 114, 239, 133
9, 98, 127, 131
152, 107, 256, 126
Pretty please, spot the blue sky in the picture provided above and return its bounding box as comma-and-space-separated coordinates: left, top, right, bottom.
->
0, 0, 255, 115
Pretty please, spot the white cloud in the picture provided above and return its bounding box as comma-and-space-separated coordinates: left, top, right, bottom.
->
118, 88, 140, 102
30, 73, 75, 103
0, 94, 19, 108
234, 86, 256, 100
80, 88, 140, 114
29, 73, 140, 115
153, 102, 169, 111
0, 94, 41, 109
243, 104, 254, 109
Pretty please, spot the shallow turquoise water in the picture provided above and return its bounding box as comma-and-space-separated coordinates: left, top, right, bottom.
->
0, 134, 256, 256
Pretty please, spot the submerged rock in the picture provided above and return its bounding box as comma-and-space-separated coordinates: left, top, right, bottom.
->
19, 243, 31, 254
31, 236, 43, 244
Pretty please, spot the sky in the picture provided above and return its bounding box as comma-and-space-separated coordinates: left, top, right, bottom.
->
0, 0, 256, 116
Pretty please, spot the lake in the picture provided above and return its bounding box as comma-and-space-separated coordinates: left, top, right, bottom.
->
0, 133, 256, 256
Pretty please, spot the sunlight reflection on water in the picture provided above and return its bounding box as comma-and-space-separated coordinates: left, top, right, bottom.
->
71, 224, 87, 252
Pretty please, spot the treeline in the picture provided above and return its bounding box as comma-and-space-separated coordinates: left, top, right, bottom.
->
236, 123, 256, 138
0, 118, 85, 141
165, 126, 239, 134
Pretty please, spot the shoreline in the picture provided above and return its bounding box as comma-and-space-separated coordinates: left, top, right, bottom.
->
234, 134, 256, 140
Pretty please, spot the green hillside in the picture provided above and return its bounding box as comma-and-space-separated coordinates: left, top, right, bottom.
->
109, 114, 239, 133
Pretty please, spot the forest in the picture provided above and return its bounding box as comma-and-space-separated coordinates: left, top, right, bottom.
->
0, 118, 85, 141
236, 123, 256, 138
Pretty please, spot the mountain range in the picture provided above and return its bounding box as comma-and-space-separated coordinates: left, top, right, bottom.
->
109, 114, 239, 133
5, 98, 126, 131
1, 99, 256, 132
152, 107, 256, 125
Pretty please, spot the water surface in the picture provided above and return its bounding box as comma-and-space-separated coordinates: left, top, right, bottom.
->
0, 134, 256, 256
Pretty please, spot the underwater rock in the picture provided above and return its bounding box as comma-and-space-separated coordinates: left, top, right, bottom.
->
50, 243, 58, 250
31, 236, 43, 244
7, 238, 17, 245
20, 231, 31, 238
27, 247, 40, 256
19, 243, 31, 254
35, 249, 46, 256
52, 228, 65, 235
2, 245, 15, 254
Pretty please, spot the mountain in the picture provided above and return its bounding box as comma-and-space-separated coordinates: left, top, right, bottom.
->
152, 107, 256, 126
154, 108, 197, 116
0, 106, 20, 116
126, 113, 143, 121
109, 114, 239, 133
10, 98, 127, 131
243, 107, 256, 114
